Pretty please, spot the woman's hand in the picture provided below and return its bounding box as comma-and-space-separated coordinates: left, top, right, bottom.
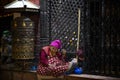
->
71, 58, 78, 64
61, 49, 66, 55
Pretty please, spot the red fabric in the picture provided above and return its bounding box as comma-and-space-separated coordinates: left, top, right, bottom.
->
40, 50, 49, 66
39, 46, 64, 66
37, 56, 69, 77
37, 46, 69, 76
40, 46, 50, 66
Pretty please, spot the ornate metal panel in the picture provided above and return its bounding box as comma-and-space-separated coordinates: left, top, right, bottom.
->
12, 17, 35, 59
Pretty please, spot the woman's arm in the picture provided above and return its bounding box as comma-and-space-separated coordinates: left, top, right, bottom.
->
39, 50, 48, 66
56, 49, 67, 62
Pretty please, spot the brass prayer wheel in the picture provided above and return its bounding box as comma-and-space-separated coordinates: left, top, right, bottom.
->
12, 17, 34, 59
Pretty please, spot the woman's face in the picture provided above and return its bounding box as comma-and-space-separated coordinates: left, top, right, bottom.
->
50, 46, 58, 53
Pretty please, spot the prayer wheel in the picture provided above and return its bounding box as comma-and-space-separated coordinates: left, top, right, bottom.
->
12, 17, 34, 60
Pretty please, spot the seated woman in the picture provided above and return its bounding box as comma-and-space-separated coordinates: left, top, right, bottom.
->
37, 39, 77, 77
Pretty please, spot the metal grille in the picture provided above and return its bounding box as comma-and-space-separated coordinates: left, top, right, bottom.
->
40, 0, 120, 77
46, 0, 84, 53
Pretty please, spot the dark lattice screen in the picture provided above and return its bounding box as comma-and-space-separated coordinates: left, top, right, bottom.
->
40, 0, 120, 77
84, 0, 120, 77
40, 0, 85, 53
47, 0, 84, 53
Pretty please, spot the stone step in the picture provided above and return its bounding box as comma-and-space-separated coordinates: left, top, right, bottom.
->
64, 74, 120, 80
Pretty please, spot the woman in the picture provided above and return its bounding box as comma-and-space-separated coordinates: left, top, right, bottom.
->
37, 40, 77, 77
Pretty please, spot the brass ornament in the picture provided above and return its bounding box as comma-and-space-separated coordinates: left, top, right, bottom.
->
23, 22, 26, 27
30, 23, 33, 27
14, 21, 17, 27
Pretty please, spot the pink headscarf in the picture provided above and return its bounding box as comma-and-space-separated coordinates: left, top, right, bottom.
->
50, 40, 61, 49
